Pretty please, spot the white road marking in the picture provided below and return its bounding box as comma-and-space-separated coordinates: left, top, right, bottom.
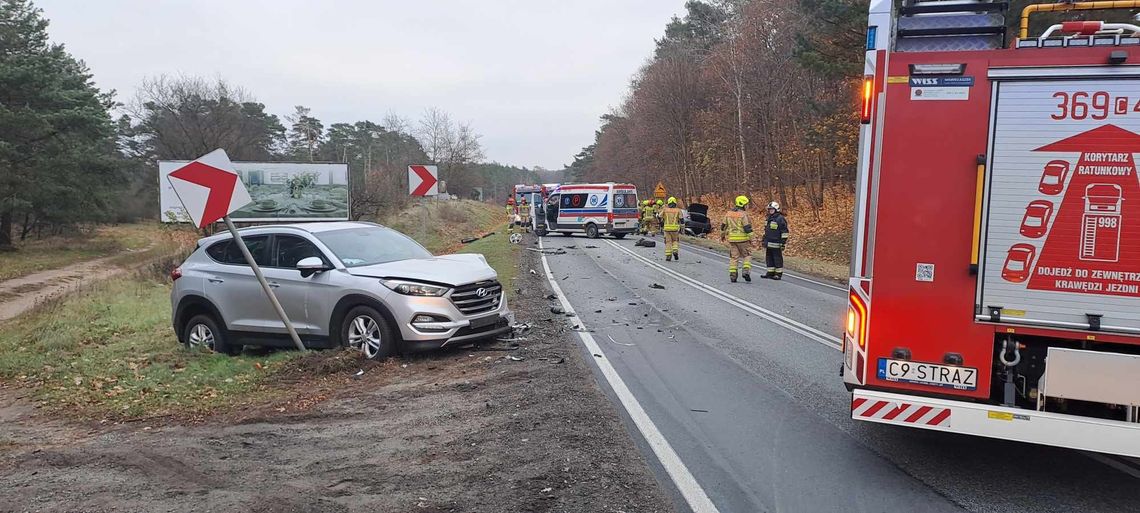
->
606, 239, 843, 351
575, 238, 1140, 480
680, 241, 847, 293
538, 238, 721, 513
1082, 452, 1140, 480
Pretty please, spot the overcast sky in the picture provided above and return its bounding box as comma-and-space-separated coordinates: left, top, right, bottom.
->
36, 0, 686, 169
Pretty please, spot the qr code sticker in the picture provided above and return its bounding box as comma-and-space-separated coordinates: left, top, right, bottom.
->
915, 263, 935, 282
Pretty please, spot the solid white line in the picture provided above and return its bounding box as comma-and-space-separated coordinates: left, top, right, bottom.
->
538, 238, 721, 513
607, 240, 843, 351
680, 241, 847, 292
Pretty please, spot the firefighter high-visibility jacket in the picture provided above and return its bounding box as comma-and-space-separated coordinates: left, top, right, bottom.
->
661, 206, 682, 232
763, 212, 789, 248
721, 209, 752, 242
640, 204, 652, 221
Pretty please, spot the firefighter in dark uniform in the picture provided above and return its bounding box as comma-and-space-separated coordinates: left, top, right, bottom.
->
762, 201, 789, 279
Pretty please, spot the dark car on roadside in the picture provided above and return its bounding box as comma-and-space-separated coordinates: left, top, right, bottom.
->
683, 203, 712, 236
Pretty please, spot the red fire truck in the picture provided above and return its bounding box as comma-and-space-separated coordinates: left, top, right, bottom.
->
844, 0, 1140, 457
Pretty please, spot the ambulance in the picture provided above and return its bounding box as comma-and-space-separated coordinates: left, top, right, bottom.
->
542, 183, 640, 238
845, 0, 1140, 457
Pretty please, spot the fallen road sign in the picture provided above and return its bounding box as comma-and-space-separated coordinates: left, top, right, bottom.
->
166, 149, 253, 229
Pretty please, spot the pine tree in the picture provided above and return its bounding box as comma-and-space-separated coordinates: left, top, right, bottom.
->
0, 0, 120, 246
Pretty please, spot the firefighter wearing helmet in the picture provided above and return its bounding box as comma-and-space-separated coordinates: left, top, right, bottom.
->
505, 198, 517, 234
519, 197, 531, 232
720, 195, 754, 282
660, 197, 683, 261
762, 201, 789, 279
639, 200, 652, 235
652, 199, 665, 236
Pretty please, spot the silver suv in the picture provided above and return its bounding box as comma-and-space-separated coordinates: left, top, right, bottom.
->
170, 221, 513, 359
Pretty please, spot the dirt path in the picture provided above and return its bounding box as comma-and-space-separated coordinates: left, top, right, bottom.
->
0, 250, 151, 323
0, 239, 674, 513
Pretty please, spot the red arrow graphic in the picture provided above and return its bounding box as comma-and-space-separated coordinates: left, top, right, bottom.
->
410, 165, 438, 196
169, 161, 238, 228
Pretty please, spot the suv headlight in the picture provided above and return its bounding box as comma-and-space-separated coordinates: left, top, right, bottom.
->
381, 279, 449, 297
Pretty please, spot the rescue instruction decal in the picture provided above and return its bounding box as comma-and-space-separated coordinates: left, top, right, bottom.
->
910, 76, 973, 101
1005, 125, 1140, 298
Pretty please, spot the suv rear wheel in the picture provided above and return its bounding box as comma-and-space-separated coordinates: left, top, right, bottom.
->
183, 314, 242, 356
343, 306, 395, 360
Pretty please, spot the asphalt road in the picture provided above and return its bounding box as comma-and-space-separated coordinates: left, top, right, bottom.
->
539, 233, 1140, 513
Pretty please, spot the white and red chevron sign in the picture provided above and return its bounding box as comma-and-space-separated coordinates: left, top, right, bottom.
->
408, 165, 439, 197
852, 397, 951, 427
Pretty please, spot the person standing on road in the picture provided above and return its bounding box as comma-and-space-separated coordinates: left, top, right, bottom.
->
520, 198, 531, 232
660, 196, 683, 261
652, 199, 665, 236
639, 200, 651, 235
720, 195, 754, 283
506, 198, 517, 234
762, 201, 789, 280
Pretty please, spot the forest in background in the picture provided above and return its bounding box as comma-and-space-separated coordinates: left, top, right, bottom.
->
563, 0, 867, 212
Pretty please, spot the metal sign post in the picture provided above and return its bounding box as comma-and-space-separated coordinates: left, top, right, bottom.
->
221, 216, 306, 351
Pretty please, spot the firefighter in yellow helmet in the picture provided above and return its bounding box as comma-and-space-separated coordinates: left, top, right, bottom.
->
519, 197, 531, 232
660, 197, 683, 261
505, 198, 517, 234
652, 199, 665, 236
720, 195, 754, 282
639, 200, 652, 235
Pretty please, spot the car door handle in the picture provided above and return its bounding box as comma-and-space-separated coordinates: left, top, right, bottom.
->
267, 281, 280, 288
207, 277, 225, 283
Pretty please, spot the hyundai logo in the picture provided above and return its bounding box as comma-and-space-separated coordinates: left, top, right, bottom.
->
475, 287, 488, 298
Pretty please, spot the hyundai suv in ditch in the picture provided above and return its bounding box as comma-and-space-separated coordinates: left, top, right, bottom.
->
170, 221, 513, 359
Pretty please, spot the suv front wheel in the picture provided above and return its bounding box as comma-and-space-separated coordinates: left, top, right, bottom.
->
343, 306, 395, 360
183, 314, 242, 356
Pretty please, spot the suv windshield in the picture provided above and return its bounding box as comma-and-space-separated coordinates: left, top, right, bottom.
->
315, 226, 432, 267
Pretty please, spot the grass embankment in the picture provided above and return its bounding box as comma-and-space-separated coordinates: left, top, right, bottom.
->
0, 224, 194, 282
688, 187, 853, 281
0, 200, 516, 421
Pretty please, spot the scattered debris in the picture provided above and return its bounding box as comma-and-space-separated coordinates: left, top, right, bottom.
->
507, 355, 524, 362
353, 369, 365, 378
584, 245, 599, 249
550, 306, 565, 314
561, 275, 570, 281
509, 233, 523, 244
593, 354, 603, 358
511, 322, 532, 333
649, 283, 666, 290
606, 297, 617, 301
545, 294, 557, 300
460, 236, 479, 244
690, 409, 709, 413
564, 245, 577, 249
634, 238, 656, 248
565, 312, 576, 317
594, 309, 602, 313
628, 302, 638, 306
526, 248, 566, 255
530, 269, 538, 275
480, 232, 496, 239
607, 335, 635, 347
551, 357, 566, 364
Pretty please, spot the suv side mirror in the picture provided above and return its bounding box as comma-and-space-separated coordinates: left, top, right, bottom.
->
297, 256, 329, 278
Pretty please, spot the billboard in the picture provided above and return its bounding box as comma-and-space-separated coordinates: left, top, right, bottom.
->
159, 161, 349, 223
